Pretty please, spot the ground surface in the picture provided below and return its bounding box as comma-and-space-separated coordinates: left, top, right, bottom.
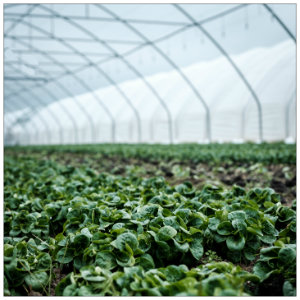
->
4, 143, 296, 296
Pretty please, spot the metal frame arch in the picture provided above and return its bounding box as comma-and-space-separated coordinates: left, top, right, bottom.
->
34, 84, 80, 144
5, 95, 48, 144
263, 4, 296, 43
4, 4, 37, 35
6, 63, 64, 144
4, 102, 34, 145
16, 16, 140, 143
96, 4, 212, 142
174, 4, 264, 142
5, 83, 51, 144
4, 111, 22, 144
5, 88, 53, 144
30, 81, 78, 143
285, 90, 296, 139
6, 59, 81, 144
5, 32, 100, 143
8, 14, 142, 143
38, 4, 174, 144
5, 5, 246, 104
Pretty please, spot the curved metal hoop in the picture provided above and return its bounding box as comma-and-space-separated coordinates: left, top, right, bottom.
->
174, 4, 264, 142
5, 4, 248, 144
5, 95, 48, 144
285, 90, 296, 139
6, 63, 66, 144
6, 17, 143, 143
4, 102, 35, 144
20, 7, 142, 142
5, 33, 100, 143
5, 5, 246, 103
6, 58, 81, 144
263, 4, 296, 43
39, 5, 174, 143
97, 4, 211, 142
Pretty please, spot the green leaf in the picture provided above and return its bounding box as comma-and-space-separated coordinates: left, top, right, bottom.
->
139, 254, 155, 271
283, 281, 296, 296
208, 217, 220, 231
246, 226, 263, 237
173, 239, 189, 253
217, 221, 233, 236
4, 244, 14, 257
190, 235, 204, 260
56, 247, 74, 264
25, 271, 48, 291
243, 248, 256, 261
163, 265, 186, 282
278, 246, 296, 264
226, 235, 245, 251
156, 226, 177, 241
228, 210, 246, 221
36, 252, 51, 270
73, 234, 90, 252
80, 266, 106, 282
262, 220, 278, 236
77, 286, 93, 296
63, 284, 78, 296
95, 251, 117, 270
259, 235, 277, 244
213, 233, 227, 243
113, 232, 138, 252
232, 219, 247, 233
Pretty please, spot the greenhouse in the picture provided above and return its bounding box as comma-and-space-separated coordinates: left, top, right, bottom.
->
4, 3, 296, 297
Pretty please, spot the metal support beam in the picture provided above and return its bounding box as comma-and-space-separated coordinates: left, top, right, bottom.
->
4, 76, 48, 82
5, 4, 37, 35
12, 48, 113, 57
5, 5, 246, 106
4, 3, 252, 144
5, 43, 91, 145
7, 63, 66, 144
6, 35, 100, 143
37, 5, 180, 143
98, 5, 213, 142
263, 4, 296, 43
5, 55, 81, 145
25, 7, 160, 143
5, 33, 142, 45
5, 97, 47, 144
6, 18, 142, 143
285, 91, 296, 139
4, 103, 34, 145
5, 11, 189, 26
174, 4, 264, 142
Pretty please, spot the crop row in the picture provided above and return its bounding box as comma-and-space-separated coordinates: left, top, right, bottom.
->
5, 142, 296, 164
4, 155, 296, 296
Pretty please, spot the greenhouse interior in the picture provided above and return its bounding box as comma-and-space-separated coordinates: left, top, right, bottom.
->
4, 3, 296, 297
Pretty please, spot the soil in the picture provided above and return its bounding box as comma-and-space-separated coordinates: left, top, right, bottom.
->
50, 268, 66, 296
28, 289, 43, 296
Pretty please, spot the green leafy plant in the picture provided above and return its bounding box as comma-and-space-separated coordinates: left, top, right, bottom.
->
4, 145, 296, 296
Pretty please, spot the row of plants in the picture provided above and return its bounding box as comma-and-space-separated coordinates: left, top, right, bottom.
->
4, 154, 296, 296
5, 142, 296, 164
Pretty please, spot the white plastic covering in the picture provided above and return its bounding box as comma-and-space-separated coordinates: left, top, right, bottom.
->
4, 4, 296, 145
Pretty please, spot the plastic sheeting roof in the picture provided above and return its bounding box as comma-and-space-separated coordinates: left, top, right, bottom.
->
4, 3, 296, 144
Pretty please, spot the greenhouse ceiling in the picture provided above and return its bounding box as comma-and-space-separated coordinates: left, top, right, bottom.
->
4, 4, 296, 145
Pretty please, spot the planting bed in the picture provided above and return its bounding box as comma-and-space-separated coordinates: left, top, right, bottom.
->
4, 143, 296, 296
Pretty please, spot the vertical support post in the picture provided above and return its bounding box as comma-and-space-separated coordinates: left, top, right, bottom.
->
285, 91, 296, 139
